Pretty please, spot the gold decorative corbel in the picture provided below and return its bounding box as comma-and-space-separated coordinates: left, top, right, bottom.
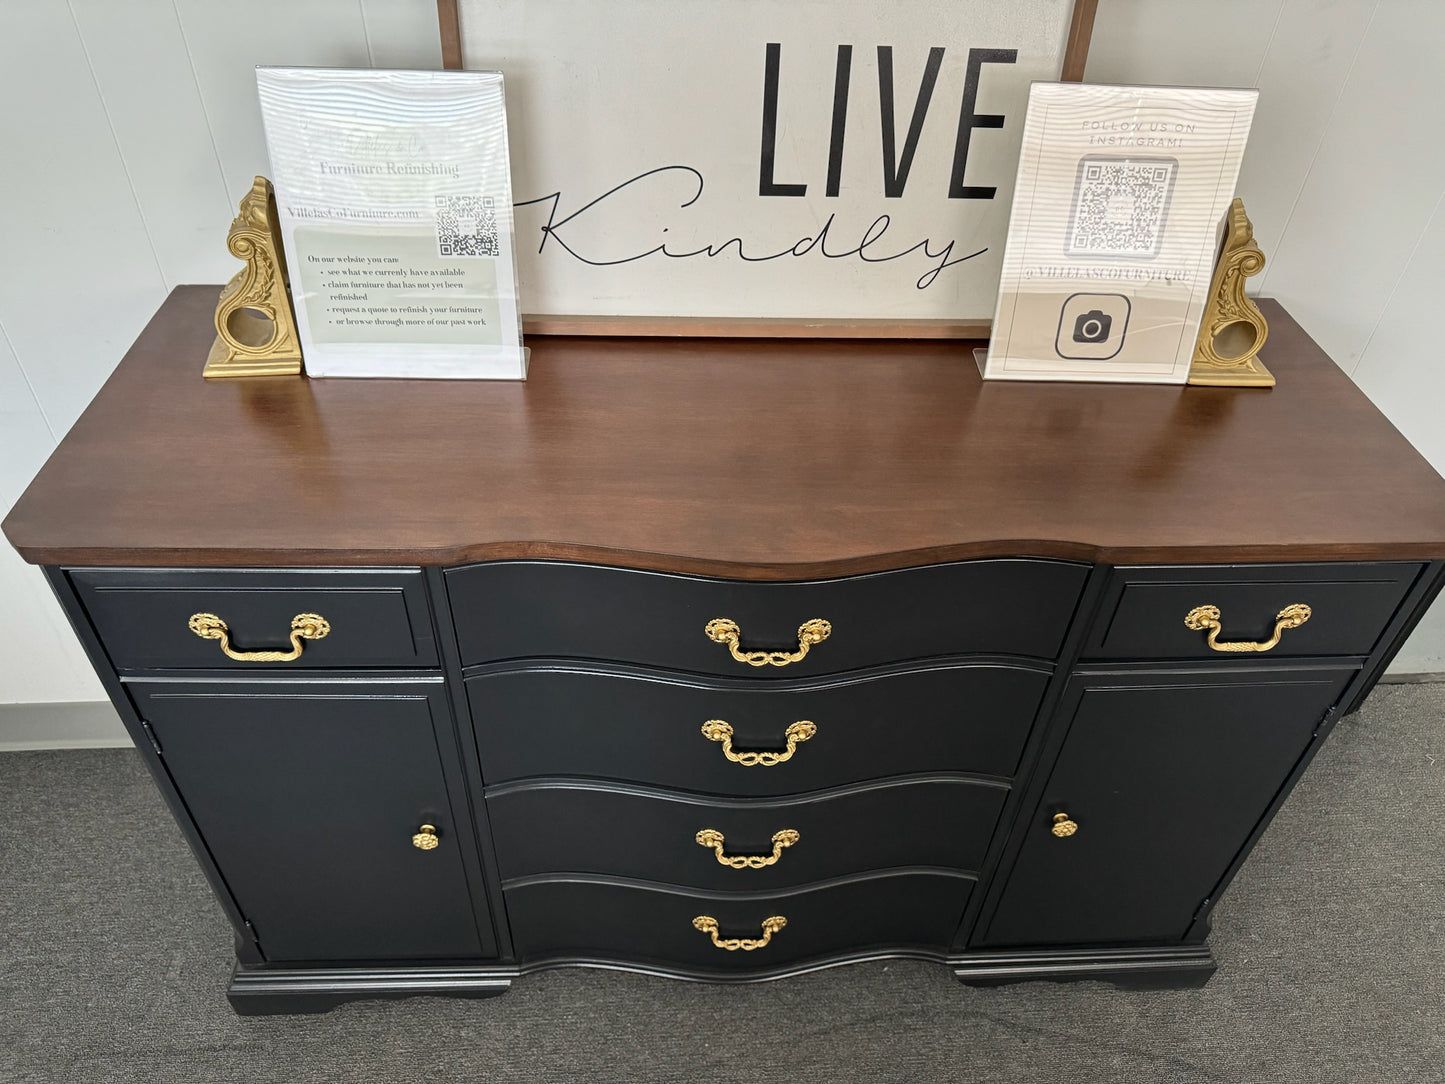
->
203, 176, 304, 378
1188, 198, 1272, 387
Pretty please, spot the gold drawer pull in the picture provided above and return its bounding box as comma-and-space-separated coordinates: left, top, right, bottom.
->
705, 617, 831, 667
1051, 812, 1078, 838
187, 612, 330, 662
701, 720, 816, 766
692, 914, 787, 951
695, 828, 800, 868
412, 824, 440, 850
1183, 603, 1311, 653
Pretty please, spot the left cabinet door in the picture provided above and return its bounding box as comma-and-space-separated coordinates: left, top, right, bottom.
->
129, 679, 494, 963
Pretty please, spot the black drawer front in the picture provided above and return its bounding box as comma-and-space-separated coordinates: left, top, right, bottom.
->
506, 872, 972, 970
70, 568, 437, 669
447, 559, 1088, 674
129, 679, 491, 962
467, 662, 1047, 793
487, 778, 1008, 890
1085, 562, 1422, 661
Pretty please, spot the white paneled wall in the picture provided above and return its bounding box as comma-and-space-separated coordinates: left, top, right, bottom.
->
0, 323, 100, 702
0, 0, 441, 705
1255, 2, 1445, 371
1, 0, 1443, 710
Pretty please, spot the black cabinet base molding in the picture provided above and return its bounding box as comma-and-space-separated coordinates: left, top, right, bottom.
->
227, 945, 1219, 1015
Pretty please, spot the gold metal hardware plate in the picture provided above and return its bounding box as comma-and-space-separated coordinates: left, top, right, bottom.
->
700, 719, 816, 766
1184, 603, 1311, 653
187, 611, 330, 662
692, 914, 787, 951
705, 617, 831, 667
695, 828, 800, 868
1051, 812, 1078, 838
412, 824, 440, 850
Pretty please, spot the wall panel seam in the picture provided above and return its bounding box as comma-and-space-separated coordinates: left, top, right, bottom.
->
359, 0, 377, 67
64, 0, 169, 292
1348, 184, 1445, 379
1249, 1, 1287, 89
0, 317, 57, 443
170, 0, 234, 237
1254, 0, 1379, 296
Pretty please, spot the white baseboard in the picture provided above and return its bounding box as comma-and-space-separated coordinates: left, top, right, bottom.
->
0, 701, 132, 751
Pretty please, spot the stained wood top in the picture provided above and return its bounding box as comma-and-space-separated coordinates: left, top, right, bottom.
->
7, 286, 1445, 576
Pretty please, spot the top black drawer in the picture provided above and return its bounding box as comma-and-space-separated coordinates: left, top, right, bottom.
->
445, 560, 1089, 675
1084, 562, 1423, 660
69, 568, 437, 670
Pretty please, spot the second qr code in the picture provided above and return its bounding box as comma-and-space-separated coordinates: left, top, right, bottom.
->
1068, 156, 1176, 258
436, 194, 499, 257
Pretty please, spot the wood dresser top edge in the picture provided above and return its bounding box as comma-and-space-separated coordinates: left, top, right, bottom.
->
11, 542, 1445, 578
7, 287, 1445, 574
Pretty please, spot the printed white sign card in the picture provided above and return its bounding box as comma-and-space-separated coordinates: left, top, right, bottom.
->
981, 82, 1258, 383
257, 67, 526, 379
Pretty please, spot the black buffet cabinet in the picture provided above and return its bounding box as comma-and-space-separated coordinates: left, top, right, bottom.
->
44, 556, 1437, 1012
8, 291, 1445, 1013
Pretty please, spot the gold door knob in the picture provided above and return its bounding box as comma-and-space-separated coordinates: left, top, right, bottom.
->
188, 612, 330, 661
1051, 812, 1078, 838
695, 828, 800, 868
412, 824, 440, 850
1183, 603, 1311, 653
705, 617, 831, 667
700, 719, 816, 766
692, 914, 787, 951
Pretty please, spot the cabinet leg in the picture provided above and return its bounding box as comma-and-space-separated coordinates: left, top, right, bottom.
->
227, 963, 517, 1015
1094, 967, 1215, 991
228, 990, 358, 1016
951, 945, 1216, 989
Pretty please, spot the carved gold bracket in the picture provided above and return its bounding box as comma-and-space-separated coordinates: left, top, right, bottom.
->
203, 176, 304, 379
1188, 198, 1272, 387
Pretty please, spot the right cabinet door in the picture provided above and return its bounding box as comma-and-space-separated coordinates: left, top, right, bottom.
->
977, 666, 1354, 948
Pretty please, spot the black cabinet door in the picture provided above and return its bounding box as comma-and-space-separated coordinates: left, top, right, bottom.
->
130, 679, 494, 963
977, 666, 1354, 948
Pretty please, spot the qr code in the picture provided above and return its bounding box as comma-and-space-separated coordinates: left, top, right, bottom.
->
435, 194, 499, 257
1068, 157, 1176, 258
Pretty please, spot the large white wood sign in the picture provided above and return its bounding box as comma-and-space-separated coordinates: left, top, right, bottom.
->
457, 1, 1080, 325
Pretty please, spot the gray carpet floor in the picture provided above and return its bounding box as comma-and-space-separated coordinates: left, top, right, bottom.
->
2, 683, 1443, 1084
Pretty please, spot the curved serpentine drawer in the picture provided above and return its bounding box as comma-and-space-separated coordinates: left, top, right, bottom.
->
505, 871, 973, 971
446, 559, 1089, 675
466, 661, 1049, 793
486, 777, 1009, 891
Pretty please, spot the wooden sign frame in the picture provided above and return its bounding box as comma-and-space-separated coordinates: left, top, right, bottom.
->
434, 0, 1098, 339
